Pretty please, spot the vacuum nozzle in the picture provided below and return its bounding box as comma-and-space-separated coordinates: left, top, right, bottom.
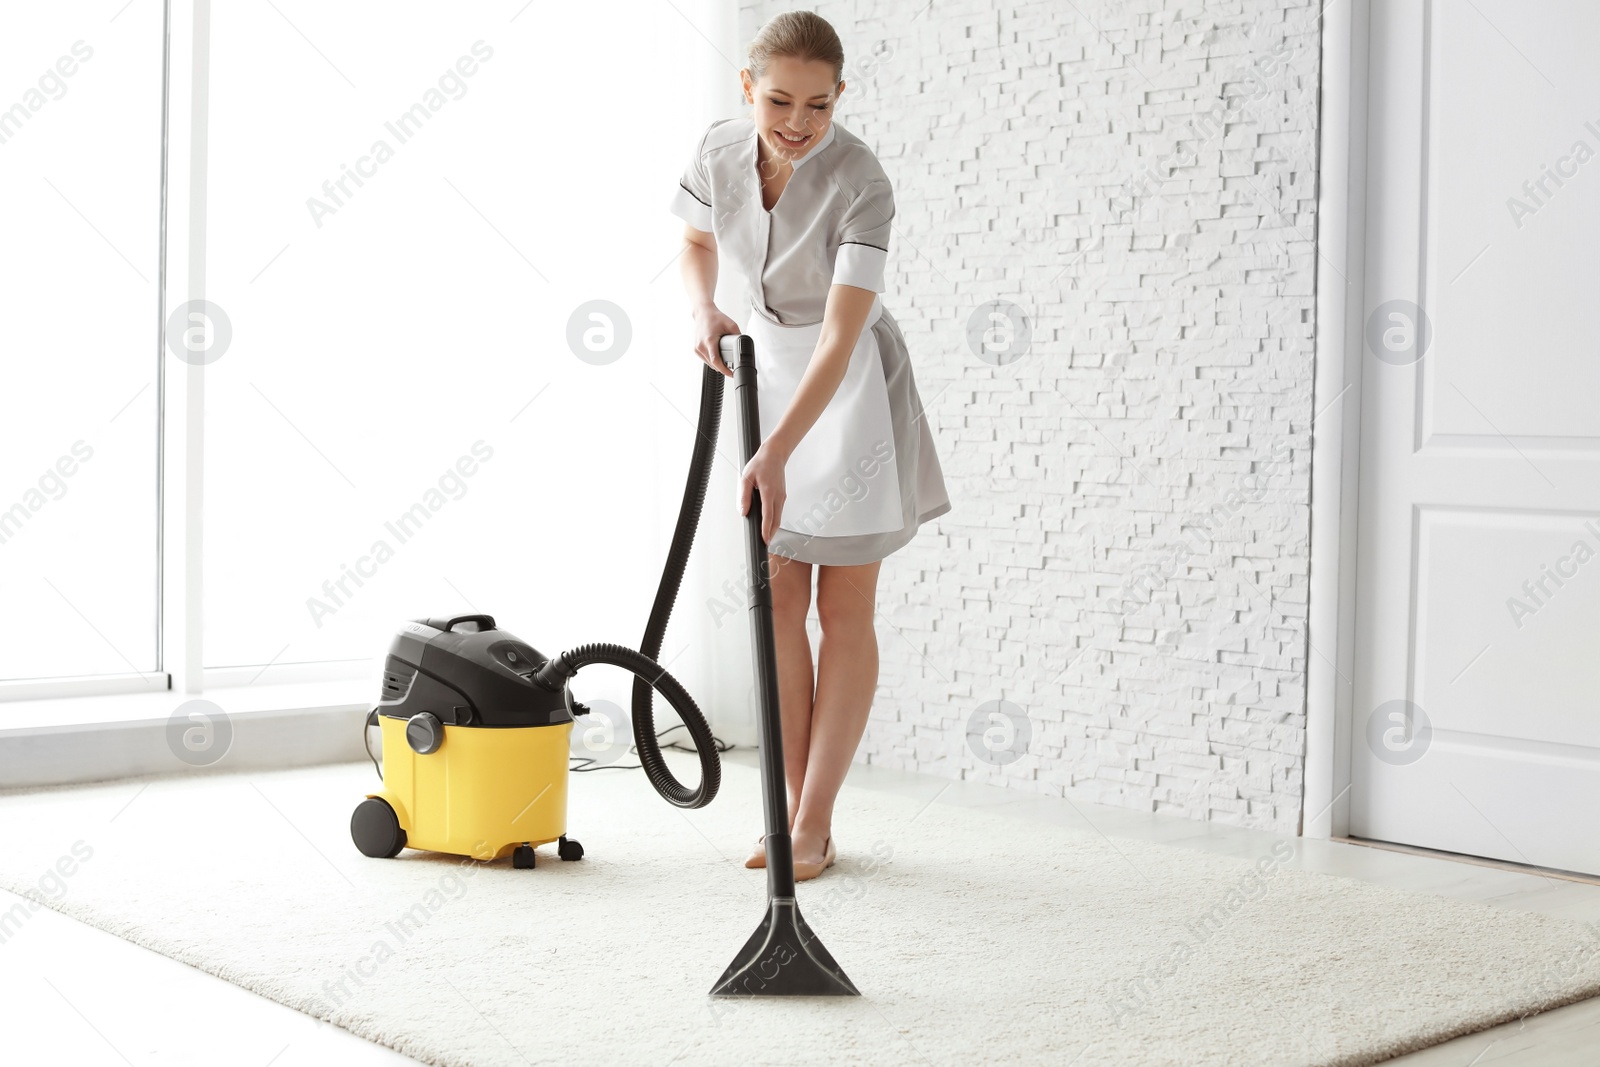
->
710, 896, 859, 997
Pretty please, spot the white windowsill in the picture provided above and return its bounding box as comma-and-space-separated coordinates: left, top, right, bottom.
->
0, 680, 378, 791
0, 678, 376, 735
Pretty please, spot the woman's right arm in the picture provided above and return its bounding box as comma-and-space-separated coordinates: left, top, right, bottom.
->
681, 224, 739, 377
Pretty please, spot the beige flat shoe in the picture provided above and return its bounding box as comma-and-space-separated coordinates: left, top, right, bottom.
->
743, 835, 767, 869
793, 835, 836, 882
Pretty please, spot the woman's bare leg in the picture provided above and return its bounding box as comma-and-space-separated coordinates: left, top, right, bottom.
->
791, 559, 882, 864
767, 551, 814, 830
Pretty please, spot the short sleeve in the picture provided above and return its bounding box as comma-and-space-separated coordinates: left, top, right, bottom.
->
831, 178, 894, 293
669, 125, 714, 232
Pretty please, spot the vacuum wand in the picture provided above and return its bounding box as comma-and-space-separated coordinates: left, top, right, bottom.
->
710, 333, 859, 997
734, 340, 796, 901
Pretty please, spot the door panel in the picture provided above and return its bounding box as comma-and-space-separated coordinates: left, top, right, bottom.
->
1351, 0, 1600, 875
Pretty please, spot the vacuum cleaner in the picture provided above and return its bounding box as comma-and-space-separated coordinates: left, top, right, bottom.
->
349, 334, 857, 996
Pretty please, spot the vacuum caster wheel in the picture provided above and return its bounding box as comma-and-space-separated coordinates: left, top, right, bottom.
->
351, 798, 406, 858
558, 835, 584, 861
513, 844, 537, 869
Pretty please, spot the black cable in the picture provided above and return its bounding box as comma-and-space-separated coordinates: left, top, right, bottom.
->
659, 721, 734, 754
366, 716, 734, 777
364, 708, 382, 781
569, 723, 733, 773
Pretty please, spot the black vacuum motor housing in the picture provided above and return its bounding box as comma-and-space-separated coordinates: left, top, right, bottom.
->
377, 614, 572, 729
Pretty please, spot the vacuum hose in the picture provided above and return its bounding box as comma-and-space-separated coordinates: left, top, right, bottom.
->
533, 362, 727, 808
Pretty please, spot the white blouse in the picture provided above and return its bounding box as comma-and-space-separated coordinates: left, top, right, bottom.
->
669, 117, 895, 326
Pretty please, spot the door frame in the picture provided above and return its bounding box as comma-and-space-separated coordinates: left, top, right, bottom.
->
1303, 0, 1372, 839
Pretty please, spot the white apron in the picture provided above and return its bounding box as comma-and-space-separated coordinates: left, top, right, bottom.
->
744, 295, 904, 539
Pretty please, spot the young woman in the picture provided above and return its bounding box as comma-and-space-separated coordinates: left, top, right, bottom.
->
670, 11, 950, 881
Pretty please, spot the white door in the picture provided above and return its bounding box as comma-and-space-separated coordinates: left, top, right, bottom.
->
1350, 0, 1600, 876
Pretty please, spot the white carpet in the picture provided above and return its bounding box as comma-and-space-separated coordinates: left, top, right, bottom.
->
1, 753, 1598, 1067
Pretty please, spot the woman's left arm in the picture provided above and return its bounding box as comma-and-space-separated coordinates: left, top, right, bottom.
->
738, 283, 876, 543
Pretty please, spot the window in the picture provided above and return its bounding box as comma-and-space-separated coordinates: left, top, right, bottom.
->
0, 5, 165, 691
1, 1, 735, 700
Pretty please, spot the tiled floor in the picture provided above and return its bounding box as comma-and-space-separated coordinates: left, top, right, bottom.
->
3, 751, 1596, 1065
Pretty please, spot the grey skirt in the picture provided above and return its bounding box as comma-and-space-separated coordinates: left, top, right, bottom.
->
766, 307, 951, 567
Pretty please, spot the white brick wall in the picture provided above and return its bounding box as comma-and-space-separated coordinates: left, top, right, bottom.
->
739, 0, 1321, 832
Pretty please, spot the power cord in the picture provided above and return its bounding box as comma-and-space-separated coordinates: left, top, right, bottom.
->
364, 709, 382, 780
364, 714, 732, 780
569, 722, 735, 772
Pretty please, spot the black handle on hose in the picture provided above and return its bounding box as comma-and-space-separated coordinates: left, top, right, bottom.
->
532, 357, 730, 809
628, 358, 729, 807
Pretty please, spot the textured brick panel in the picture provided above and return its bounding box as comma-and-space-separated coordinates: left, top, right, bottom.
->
740, 0, 1320, 832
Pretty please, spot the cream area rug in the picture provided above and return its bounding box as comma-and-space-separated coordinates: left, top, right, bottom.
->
1, 751, 1598, 1067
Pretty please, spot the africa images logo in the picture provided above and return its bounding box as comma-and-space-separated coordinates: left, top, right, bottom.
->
1366, 700, 1431, 767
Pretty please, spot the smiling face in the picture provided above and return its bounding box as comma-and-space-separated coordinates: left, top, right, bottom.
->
741, 54, 844, 163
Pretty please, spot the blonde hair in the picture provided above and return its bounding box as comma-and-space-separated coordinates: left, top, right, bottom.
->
747, 10, 845, 87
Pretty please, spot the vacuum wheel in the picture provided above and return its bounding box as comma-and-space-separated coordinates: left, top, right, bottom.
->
513, 844, 537, 869
558, 835, 584, 861
351, 798, 406, 858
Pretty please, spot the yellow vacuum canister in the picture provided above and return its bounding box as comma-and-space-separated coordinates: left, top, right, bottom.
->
351, 613, 719, 869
